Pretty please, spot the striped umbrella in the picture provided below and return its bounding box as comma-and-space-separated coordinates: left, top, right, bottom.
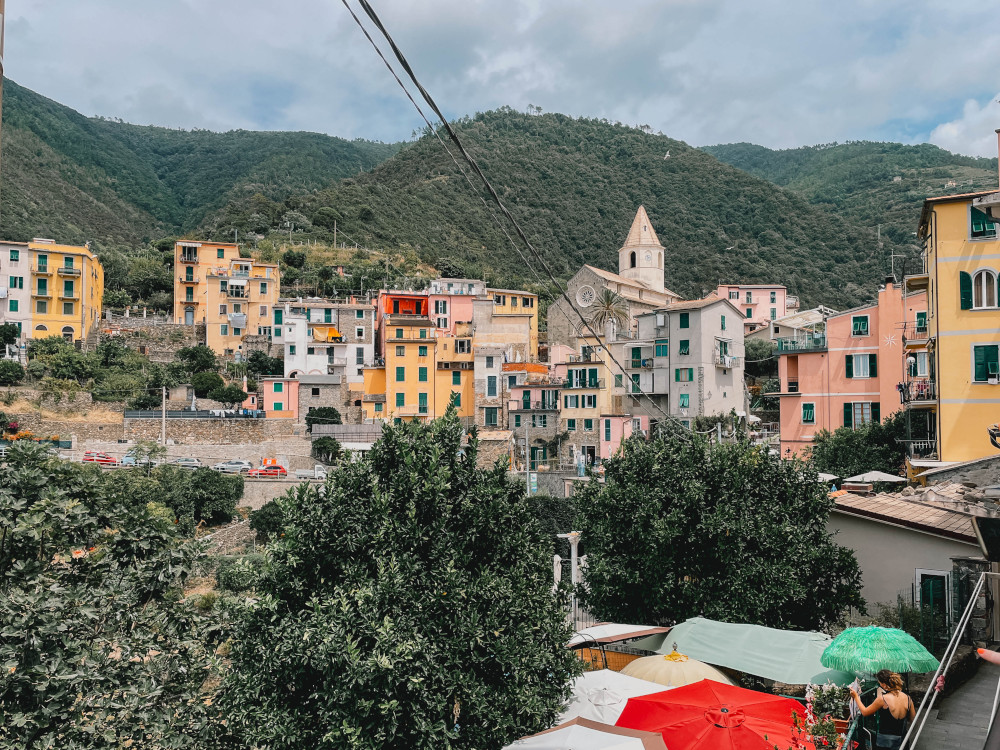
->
820, 626, 940, 674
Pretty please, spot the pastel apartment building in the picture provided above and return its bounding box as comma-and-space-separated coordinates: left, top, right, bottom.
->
0, 239, 104, 343
173, 241, 280, 357
777, 279, 926, 457
277, 297, 375, 383
716, 283, 797, 335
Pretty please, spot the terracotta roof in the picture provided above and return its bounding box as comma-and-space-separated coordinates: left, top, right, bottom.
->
833, 489, 977, 543
919, 190, 999, 232
620, 205, 664, 250
583, 265, 681, 299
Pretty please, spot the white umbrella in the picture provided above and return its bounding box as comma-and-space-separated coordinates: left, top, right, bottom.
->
844, 470, 907, 483
558, 669, 669, 725
504, 717, 667, 750
817, 472, 840, 483
620, 650, 734, 688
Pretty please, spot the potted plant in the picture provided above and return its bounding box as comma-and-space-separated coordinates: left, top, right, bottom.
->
807, 682, 852, 740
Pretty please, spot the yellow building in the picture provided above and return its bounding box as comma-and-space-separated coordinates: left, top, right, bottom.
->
26, 239, 104, 342
909, 190, 1000, 463
173, 241, 280, 356
486, 288, 539, 359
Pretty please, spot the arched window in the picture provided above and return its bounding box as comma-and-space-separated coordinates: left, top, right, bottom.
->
34, 325, 47, 333
629, 251, 636, 268
61, 326, 75, 342
973, 269, 998, 309
657, 251, 662, 268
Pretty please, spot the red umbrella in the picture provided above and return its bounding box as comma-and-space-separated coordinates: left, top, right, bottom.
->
616, 679, 814, 750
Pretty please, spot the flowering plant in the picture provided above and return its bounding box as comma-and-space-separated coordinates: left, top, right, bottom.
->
807, 682, 851, 720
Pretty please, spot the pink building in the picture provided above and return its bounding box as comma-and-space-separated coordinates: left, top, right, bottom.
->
777, 280, 926, 457
261, 378, 300, 420
716, 284, 796, 334
599, 414, 650, 460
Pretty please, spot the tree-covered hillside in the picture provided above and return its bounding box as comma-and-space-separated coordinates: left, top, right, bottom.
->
702, 141, 999, 265
0, 78, 399, 244
209, 110, 902, 308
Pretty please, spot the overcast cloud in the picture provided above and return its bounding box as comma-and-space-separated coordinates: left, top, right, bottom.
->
6, 1, 1000, 156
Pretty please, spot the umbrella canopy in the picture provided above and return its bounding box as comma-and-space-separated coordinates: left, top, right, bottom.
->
821, 626, 940, 673
559, 670, 671, 725
621, 650, 734, 688
628, 617, 855, 686
844, 470, 907, 483
504, 717, 667, 750
817, 472, 840, 483
568, 623, 671, 647
616, 679, 813, 750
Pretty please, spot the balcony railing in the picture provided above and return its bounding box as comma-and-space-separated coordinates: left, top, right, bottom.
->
715, 354, 742, 367
629, 358, 655, 369
386, 329, 437, 341
179, 255, 199, 264
437, 361, 473, 370
901, 439, 937, 459
180, 275, 200, 284
776, 334, 827, 352
567, 353, 597, 363
902, 321, 930, 345
563, 378, 605, 390
898, 379, 936, 404
59, 292, 79, 300
57, 267, 82, 277
33, 265, 52, 275
509, 400, 560, 412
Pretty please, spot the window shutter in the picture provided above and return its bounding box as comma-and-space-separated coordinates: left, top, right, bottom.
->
675, 369, 680, 382
871, 402, 880, 424
869, 354, 877, 378
960, 271, 973, 310
975, 346, 988, 382
687, 368, 694, 381
845, 355, 853, 379
843, 403, 853, 428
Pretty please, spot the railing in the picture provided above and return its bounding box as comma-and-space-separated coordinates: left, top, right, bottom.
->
776, 334, 826, 352
567, 353, 597, 363
32, 289, 52, 298
509, 400, 560, 411
178, 255, 199, 264
57, 267, 82, 277
386, 329, 437, 341
900, 439, 937, 459
59, 292, 79, 300
124, 409, 265, 419
899, 379, 936, 404
902, 321, 930, 342
33, 265, 52, 275
629, 358, 655, 369
714, 354, 741, 367
179, 275, 200, 284
563, 378, 605, 389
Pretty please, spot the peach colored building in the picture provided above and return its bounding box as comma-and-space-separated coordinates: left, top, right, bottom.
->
716, 284, 796, 335
261, 377, 299, 420
777, 279, 926, 457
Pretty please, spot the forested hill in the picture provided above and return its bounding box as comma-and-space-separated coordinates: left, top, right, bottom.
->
209, 109, 902, 308
0, 78, 399, 245
702, 141, 999, 253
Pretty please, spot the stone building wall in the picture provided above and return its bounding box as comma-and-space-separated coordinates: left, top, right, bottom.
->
98, 320, 205, 363
123, 417, 297, 444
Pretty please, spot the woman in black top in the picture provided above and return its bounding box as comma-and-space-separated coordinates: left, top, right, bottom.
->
849, 670, 916, 749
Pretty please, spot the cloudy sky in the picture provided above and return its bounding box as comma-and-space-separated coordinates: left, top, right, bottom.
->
7, 1, 1000, 156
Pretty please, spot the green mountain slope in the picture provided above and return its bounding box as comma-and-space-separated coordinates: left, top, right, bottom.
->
0, 78, 399, 244
701, 141, 999, 254
210, 109, 897, 308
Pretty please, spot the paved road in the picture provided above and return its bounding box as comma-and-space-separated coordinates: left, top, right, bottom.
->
913, 661, 1000, 749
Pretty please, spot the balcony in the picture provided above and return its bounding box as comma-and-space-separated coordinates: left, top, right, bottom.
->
904, 272, 929, 293
385, 313, 432, 326
715, 354, 742, 368
58, 292, 78, 300
363, 393, 387, 403
437, 361, 474, 370
899, 379, 936, 406
902, 439, 937, 460
776, 334, 827, 353
179, 275, 200, 284
902, 321, 930, 347
57, 267, 82, 277
386, 328, 437, 342
32, 289, 52, 298
509, 400, 560, 412
629, 358, 655, 369
567, 352, 597, 363
33, 265, 52, 275
563, 378, 605, 390
227, 290, 248, 300
178, 255, 199, 264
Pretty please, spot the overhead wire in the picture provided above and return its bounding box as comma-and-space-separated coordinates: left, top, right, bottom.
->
343, 0, 693, 438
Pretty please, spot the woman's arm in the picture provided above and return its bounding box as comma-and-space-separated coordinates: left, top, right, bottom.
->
908, 695, 916, 721
850, 689, 883, 718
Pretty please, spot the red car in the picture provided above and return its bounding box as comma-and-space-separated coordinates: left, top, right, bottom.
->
82, 451, 119, 467
248, 465, 287, 478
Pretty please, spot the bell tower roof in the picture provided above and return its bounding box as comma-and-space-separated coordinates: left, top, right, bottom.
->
620, 205, 663, 251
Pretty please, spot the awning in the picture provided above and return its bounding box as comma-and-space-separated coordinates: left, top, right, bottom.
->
627, 617, 855, 686
568, 623, 671, 647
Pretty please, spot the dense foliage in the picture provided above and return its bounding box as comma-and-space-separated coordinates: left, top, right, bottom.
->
220, 414, 579, 749
0, 443, 224, 747
304, 406, 342, 432
577, 433, 864, 630
808, 410, 915, 479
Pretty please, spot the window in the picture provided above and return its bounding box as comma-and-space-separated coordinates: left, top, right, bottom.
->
307, 347, 315, 355
679, 312, 689, 329
452, 371, 461, 385
233, 303, 242, 313
564, 395, 579, 408
532, 414, 548, 428
745, 291, 752, 303
679, 340, 690, 355
356, 347, 365, 365
844, 402, 880, 428
770, 291, 777, 303
8, 300, 17, 312
324, 309, 332, 323
36, 278, 47, 296
971, 207, 998, 239
851, 315, 870, 336
396, 392, 405, 407
679, 393, 690, 408
654, 339, 668, 357
718, 340, 729, 357
436, 317, 448, 328
720, 315, 726, 331
289, 345, 296, 355
311, 387, 321, 397
62, 302, 74, 315
523, 297, 533, 307
395, 366, 405, 382
770, 308, 777, 320
273, 402, 283, 411
802, 403, 815, 424
745, 308, 752, 319
356, 327, 364, 338
511, 297, 518, 308
35, 300, 47, 314
508, 375, 517, 388
845, 353, 877, 379
485, 407, 498, 426
456, 339, 471, 353
185, 287, 194, 302
260, 305, 268, 317
974, 345, 1000, 382
911, 351, 929, 377
614, 374, 623, 388
418, 393, 428, 414
487, 375, 497, 396
217, 248, 225, 259
418, 345, 428, 357
584, 418, 594, 431
584, 394, 597, 408
567, 418, 576, 431
9, 249, 18, 261
219, 304, 228, 315
8, 276, 22, 289
915, 311, 927, 333
185, 267, 194, 282
452, 392, 461, 407
435, 300, 448, 314
274, 309, 283, 325
220, 280, 228, 293
486, 355, 494, 368
270, 382, 283, 394
419, 329, 427, 339
395, 328, 403, 338
37, 255, 47, 271
630, 373, 640, 393
260, 282, 268, 295
356, 310, 364, 319
373, 402, 383, 413
396, 346, 405, 356
973, 270, 999, 309
419, 367, 428, 382
675, 368, 694, 382
728, 290, 739, 300
604, 420, 612, 441
514, 414, 521, 427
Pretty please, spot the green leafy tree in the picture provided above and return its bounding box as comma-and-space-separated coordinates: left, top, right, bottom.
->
249, 499, 284, 544
809, 410, 914, 479
0, 323, 19, 348
578, 433, 864, 631
246, 350, 284, 377
192, 371, 224, 398
304, 405, 342, 432
282, 249, 307, 268
311, 436, 341, 464
26, 335, 72, 358
104, 288, 132, 308
0, 442, 224, 747
744, 337, 778, 379
0, 360, 24, 386
221, 414, 579, 749
129, 391, 162, 410
588, 288, 630, 338
207, 384, 249, 410
45, 348, 92, 381
177, 344, 218, 374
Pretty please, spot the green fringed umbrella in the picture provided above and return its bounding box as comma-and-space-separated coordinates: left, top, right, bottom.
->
821, 626, 940, 674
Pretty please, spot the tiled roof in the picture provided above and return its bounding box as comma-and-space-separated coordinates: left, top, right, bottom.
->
620, 205, 664, 250
583, 265, 681, 299
662, 294, 724, 311
833, 487, 978, 542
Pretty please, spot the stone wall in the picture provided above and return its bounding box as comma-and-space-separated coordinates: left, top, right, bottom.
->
922, 454, 1000, 487
123, 417, 297, 444
99, 316, 205, 363
8, 413, 125, 445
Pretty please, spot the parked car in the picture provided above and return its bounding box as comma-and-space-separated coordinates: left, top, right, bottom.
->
82, 450, 119, 467
294, 464, 328, 480
248, 464, 288, 478
121, 449, 162, 468
213, 459, 253, 474
172, 457, 203, 470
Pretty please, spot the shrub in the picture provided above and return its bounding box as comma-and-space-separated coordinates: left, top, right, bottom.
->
192, 371, 224, 398
0, 360, 24, 386
216, 554, 267, 592
249, 500, 284, 543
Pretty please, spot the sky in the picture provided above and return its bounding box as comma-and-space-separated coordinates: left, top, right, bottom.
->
6, 1, 1000, 156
